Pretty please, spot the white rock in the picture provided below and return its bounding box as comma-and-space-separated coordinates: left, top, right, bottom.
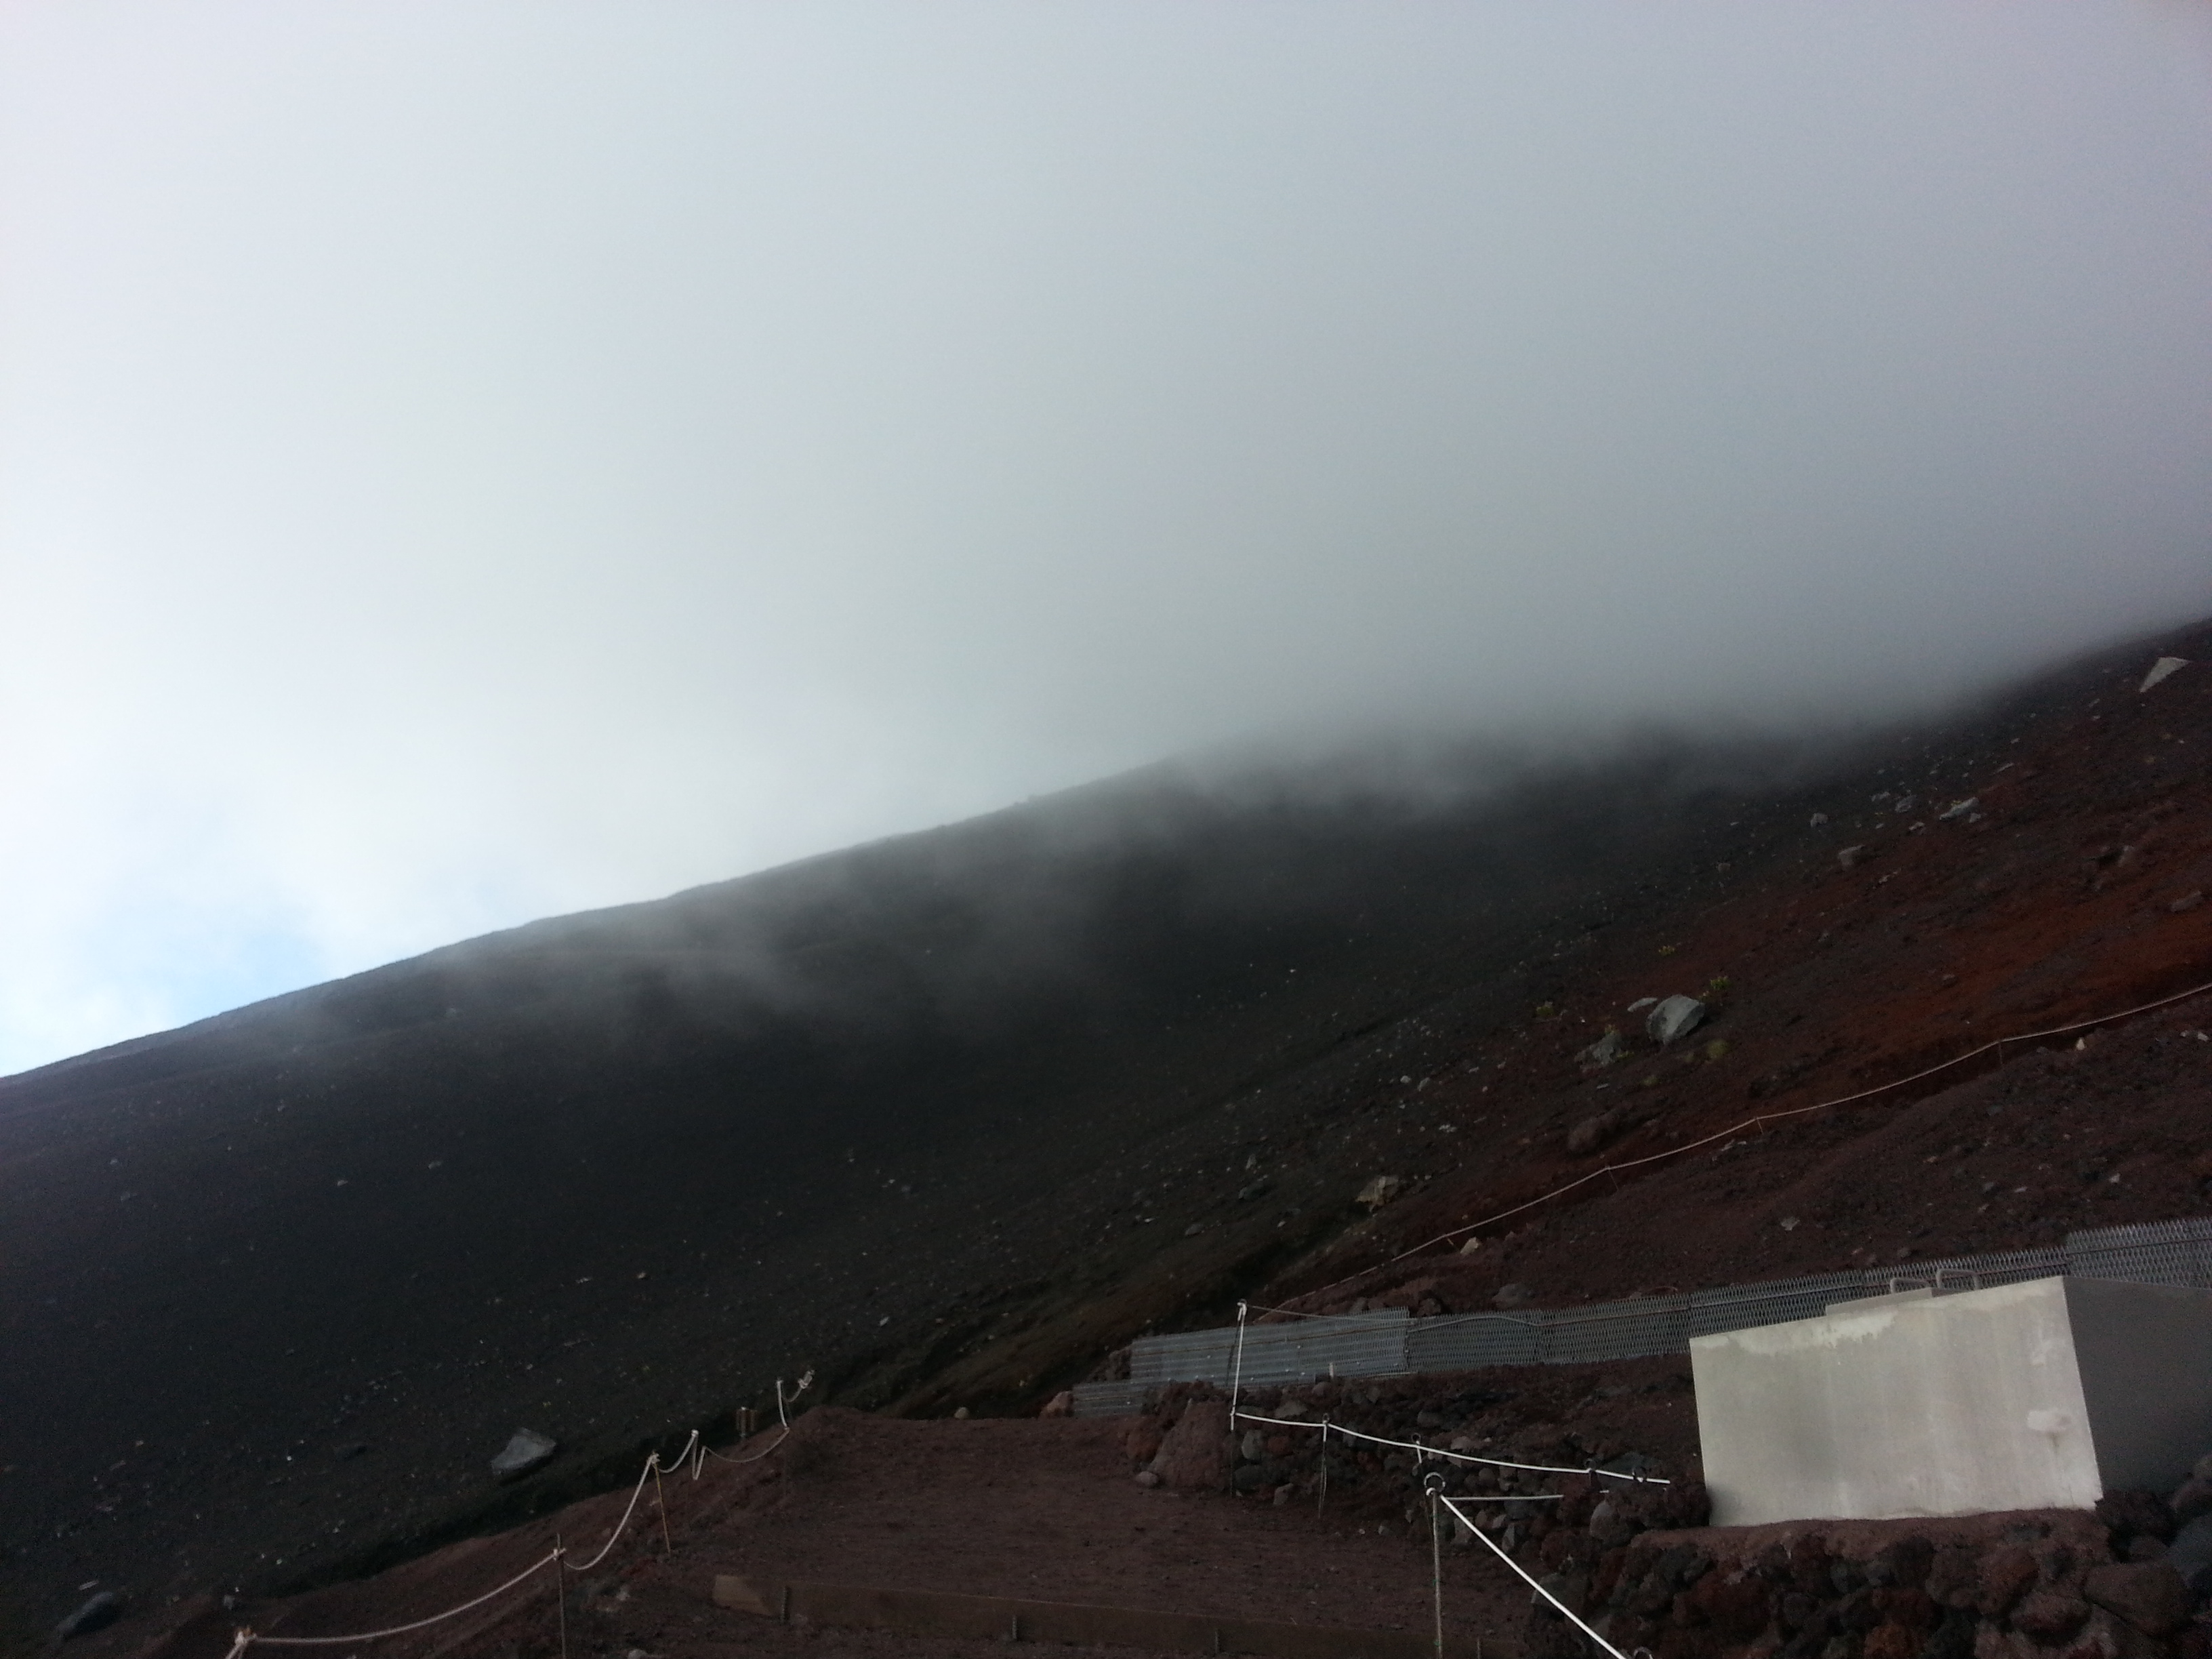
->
1626, 996, 1658, 1013
2142, 656, 2189, 693
491, 1428, 558, 1481
1645, 995, 1706, 1045
1938, 797, 1978, 822
1356, 1174, 1404, 1210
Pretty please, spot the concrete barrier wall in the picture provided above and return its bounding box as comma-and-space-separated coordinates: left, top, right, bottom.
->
1692, 1276, 2103, 1525
1073, 1216, 2212, 1416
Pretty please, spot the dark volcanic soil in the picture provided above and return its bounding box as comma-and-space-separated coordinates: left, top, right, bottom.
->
8, 615, 2212, 1654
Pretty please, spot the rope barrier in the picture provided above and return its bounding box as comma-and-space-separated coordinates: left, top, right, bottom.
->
1347, 972, 2212, 1285
248, 1550, 562, 1645
559, 1455, 661, 1574
1228, 1408, 1653, 1485
1438, 1494, 1635, 1659
703, 1425, 791, 1465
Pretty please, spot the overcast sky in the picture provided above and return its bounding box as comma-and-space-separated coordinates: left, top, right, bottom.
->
3, 2, 2209, 1076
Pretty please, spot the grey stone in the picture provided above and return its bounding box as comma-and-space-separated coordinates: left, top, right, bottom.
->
2141, 657, 2188, 693
1579, 1030, 1624, 1069
2169, 1475, 2212, 1524
1493, 1283, 1535, 1310
1239, 1428, 1265, 1462
1645, 996, 1706, 1045
1356, 1174, 1403, 1210
491, 1427, 559, 1481
1565, 1113, 1618, 1155
2083, 1562, 2190, 1637
2160, 1515, 2212, 1593
55, 1593, 120, 1643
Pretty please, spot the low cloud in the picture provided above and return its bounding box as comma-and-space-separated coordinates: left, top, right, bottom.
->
3, 0, 2209, 1072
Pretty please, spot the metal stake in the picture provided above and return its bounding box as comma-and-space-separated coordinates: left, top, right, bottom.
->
653, 1456, 673, 1553
554, 1537, 568, 1659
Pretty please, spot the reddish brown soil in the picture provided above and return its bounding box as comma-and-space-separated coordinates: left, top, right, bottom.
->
1262, 640, 2212, 1315
101, 1404, 1635, 1659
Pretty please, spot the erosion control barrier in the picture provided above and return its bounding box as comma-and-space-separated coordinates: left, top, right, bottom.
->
715, 1576, 1491, 1659
1071, 1214, 2212, 1416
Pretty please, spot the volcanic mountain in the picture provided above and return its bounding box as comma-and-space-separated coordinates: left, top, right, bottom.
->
5, 613, 2211, 1650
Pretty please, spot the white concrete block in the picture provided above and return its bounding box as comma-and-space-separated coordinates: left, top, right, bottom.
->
1692, 1275, 2212, 1525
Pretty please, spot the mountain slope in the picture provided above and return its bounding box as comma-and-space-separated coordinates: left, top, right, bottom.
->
4, 615, 2208, 1644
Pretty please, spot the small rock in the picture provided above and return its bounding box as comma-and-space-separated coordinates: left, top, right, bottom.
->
1182, 1223, 1204, 1237
1810, 813, 1829, 827
953, 1406, 970, 1419
491, 1429, 558, 1481
1938, 798, 1979, 822
1579, 1029, 1624, 1069
1975, 1547, 2039, 1618
1239, 1428, 1265, 1462
1458, 1236, 1483, 1255
2170, 891, 2204, 914
1626, 997, 1658, 1012
1133, 1468, 1160, 1488
54, 1593, 121, 1643
1493, 1283, 1535, 1310
2097, 1490, 2175, 1543
2170, 1476, 2212, 1524
1123, 1418, 1164, 1463
1778, 1216, 1799, 1231
2083, 1562, 2190, 1637
1274, 1399, 1309, 1420
1839, 845, 1867, 869
1565, 1113, 1618, 1155
1645, 995, 1706, 1046
2009, 1593, 2089, 1644
2141, 657, 2189, 693
1356, 1175, 1404, 1211
1039, 1391, 1073, 1418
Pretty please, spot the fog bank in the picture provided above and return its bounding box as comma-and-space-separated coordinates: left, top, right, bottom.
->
3, 1, 2209, 1072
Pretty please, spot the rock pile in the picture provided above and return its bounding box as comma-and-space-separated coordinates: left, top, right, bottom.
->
1566, 1511, 2194, 1659
1119, 1381, 2212, 1659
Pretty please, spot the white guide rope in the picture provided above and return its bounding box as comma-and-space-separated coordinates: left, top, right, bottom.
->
1438, 1494, 1635, 1659
1229, 1408, 1661, 1484
247, 1550, 560, 1646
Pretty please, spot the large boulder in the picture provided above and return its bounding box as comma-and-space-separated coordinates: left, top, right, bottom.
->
1149, 1399, 1231, 1492
55, 1592, 121, 1643
1645, 996, 1706, 1045
490, 1427, 559, 1481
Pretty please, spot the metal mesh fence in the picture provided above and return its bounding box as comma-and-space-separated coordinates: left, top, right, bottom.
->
1069, 1214, 2211, 1416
